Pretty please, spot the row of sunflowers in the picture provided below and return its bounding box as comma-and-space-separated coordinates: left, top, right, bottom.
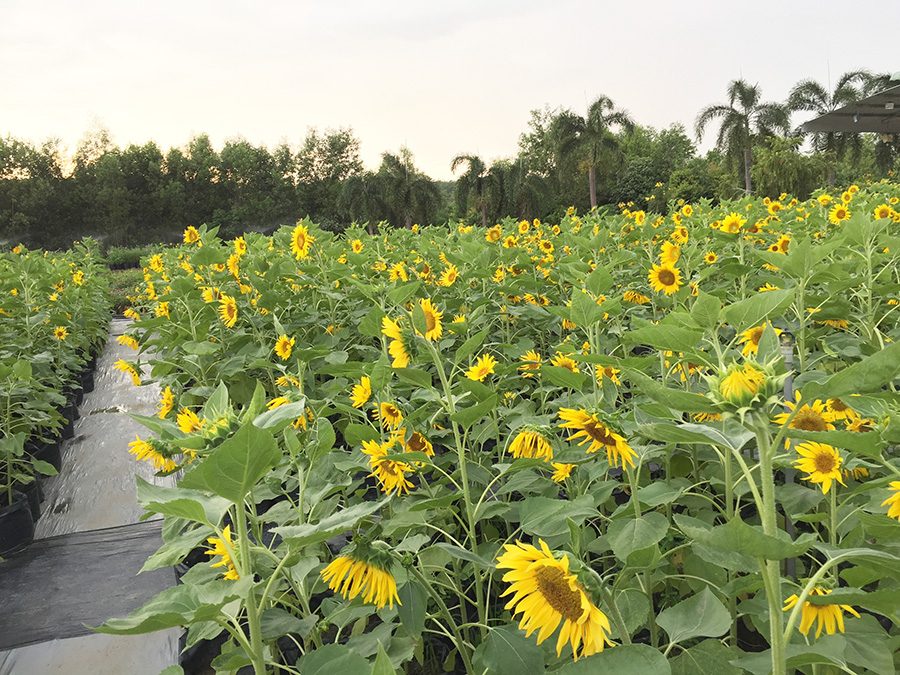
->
101, 185, 900, 675
0, 240, 109, 509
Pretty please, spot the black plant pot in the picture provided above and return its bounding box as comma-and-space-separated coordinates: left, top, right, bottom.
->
80, 369, 95, 393
28, 440, 63, 472
0, 490, 35, 556
17, 479, 42, 522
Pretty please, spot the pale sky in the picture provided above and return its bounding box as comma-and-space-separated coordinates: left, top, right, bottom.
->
2, 0, 896, 180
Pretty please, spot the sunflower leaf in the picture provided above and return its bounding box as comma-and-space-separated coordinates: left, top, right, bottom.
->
657, 587, 731, 644
473, 624, 544, 675
721, 288, 795, 332
802, 339, 900, 401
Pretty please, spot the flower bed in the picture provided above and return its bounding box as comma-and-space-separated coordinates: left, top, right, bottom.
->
104, 189, 900, 675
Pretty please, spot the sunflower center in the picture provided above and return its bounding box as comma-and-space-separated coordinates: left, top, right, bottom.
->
749, 327, 764, 345
813, 451, 837, 474
534, 565, 584, 622
407, 433, 425, 453
425, 311, 436, 332
584, 420, 616, 447
658, 269, 676, 286
793, 408, 829, 432
829, 398, 848, 412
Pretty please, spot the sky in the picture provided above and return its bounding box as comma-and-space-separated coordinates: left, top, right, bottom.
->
2, 0, 897, 180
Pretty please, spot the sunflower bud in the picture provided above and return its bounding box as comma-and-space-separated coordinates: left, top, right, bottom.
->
706, 358, 786, 414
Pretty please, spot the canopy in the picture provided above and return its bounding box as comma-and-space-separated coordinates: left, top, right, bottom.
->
801, 84, 900, 135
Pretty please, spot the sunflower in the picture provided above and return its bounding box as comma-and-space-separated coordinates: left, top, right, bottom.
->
497, 540, 614, 660
720, 212, 747, 233
824, 398, 854, 421
718, 362, 766, 407
183, 226, 200, 244
595, 365, 621, 386
155, 301, 170, 319
439, 264, 459, 287
361, 439, 414, 494
773, 393, 836, 433
845, 410, 875, 433
672, 225, 689, 243
703, 252, 718, 264
350, 239, 364, 253
738, 322, 781, 356
817, 193, 833, 206
177, 407, 206, 434
128, 435, 178, 472
681, 204, 693, 217
274, 334, 295, 361
388, 262, 408, 282
660, 240, 680, 265
558, 408, 635, 468
758, 283, 780, 292
218, 294, 238, 328
404, 430, 434, 456
290, 223, 315, 259
466, 353, 497, 381
233, 236, 247, 256
54, 326, 68, 340
116, 334, 139, 350
551, 463, 575, 483
377, 402, 404, 429
519, 350, 542, 378
828, 204, 850, 225
503, 235, 519, 248
113, 359, 141, 387
485, 225, 502, 242
623, 290, 650, 305
648, 264, 683, 296
518, 220, 530, 235
381, 317, 411, 368
767, 201, 783, 216
206, 525, 239, 580
508, 428, 554, 461
783, 588, 859, 638
350, 376, 372, 409
549, 352, 580, 373
793, 441, 845, 494
157, 386, 175, 420
873, 204, 893, 220
321, 551, 400, 609
416, 298, 443, 341
881, 481, 900, 520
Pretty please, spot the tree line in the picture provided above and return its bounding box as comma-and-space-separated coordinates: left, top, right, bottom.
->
2, 69, 898, 249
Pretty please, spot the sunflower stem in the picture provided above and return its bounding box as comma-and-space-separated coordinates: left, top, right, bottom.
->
409, 565, 476, 675
235, 502, 266, 675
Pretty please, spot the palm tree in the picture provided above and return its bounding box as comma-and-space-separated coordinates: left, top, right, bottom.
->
377, 148, 441, 228
551, 96, 635, 209
451, 154, 491, 228
788, 70, 870, 186
502, 157, 551, 220
340, 171, 386, 233
695, 80, 790, 194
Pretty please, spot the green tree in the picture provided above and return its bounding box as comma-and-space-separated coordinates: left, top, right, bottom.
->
451, 154, 495, 228
377, 148, 441, 229
695, 79, 790, 194
750, 136, 827, 199
296, 127, 363, 224
788, 70, 870, 186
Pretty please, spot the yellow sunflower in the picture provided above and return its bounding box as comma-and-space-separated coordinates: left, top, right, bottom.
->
183, 226, 200, 244
508, 428, 554, 461
874, 204, 893, 220
466, 353, 497, 381
54, 326, 68, 340
350, 239, 364, 253
381, 317, 411, 368
218, 294, 238, 328
274, 334, 295, 361
361, 439, 414, 495
558, 408, 635, 468
718, 362, 766, 407
660, 240, 680, 265
793, 441, 845, 494
439, 264, 459, 287
404, 430, 434, 456
738, 322, 781, 356
881, 481, 900, 520
177, 407, 206, 434
157, 386, 175, 420
128, 435, 177, 472
703, 252, 718, 264
206, 525, 239, 580
549, 352, 580, 373
234, 236, 247, 256
773, 392, 836, 433
485, 225, 502, 242
321, 551, 400, 609
824, 398, 854, 421
417, 298, 443, 341
623, 290, 650, 305
828, 204, 850, 225
720, 212, 747, 233
783, 588, 859, 638
113, 359, 141, 387
350, 376, 372, 409
290, 223, 315, 259
519, 350, 542, 378
648, 264, 683, 296
116, 334, 139, 350
497, 539, 614, 660
377, 402, 404, 429
551, 463, 575, 483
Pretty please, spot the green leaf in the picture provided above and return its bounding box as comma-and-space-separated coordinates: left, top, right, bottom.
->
674, 514, 815, 560
386, 280, 422, 306
670, 640, 742, 675
623, 368, 718, 413
542, 365, 589, 390
473, 624, 545, 675
159, 667, 185, 675
519, 495, 596, 538
259, 608, 316, 639
312, 418, 336, 463
297, 643, 370, 675
570, 289, 605, 327
252, 400, 306, 429
691, 291, 721, 329
691, 543, 756, 575
721, 288, 794, 332
359, 306, 386, 338
555, 643, 671, 674
371, 643, 397, 675
273, 498, 387, 547
179, 423, 281, 503
732, 639, 847, 675
626, 322, 705, 354
803, 339, 900, 402
585, 265, 614, 296
393, 368, 432, 389
136, 476, 231, 526
804, 587, 900, 618
397, 581, 427, 637
343, 423, 381, 447
607, 513, 669, 564
31, 459, 57, 476
636, 422, 753, 452
455, 327, 490, 364
431, 543, 493, 568
657, 587, 730, 644
843, 614, 896, 675
451, 394, 497, 430
202, 381, 230, 420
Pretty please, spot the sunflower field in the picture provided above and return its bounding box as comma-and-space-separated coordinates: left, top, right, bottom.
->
97, 186, 900, 675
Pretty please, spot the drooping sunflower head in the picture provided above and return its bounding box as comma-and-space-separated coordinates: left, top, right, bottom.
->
519, 350, 542, 378
376, 402, 404, 430
549, 352, 580, 374
128, 434, 178, 472
321, 543, 400, 609
648, 263, 683, 296
157, 386, 175, 420
557, 408, 635, 468
381, 316, 413, 368
508, 427, 554, 461
361, 439, 415, 494
218, 294, 238, 328
793, 441, 845, 494
783, 587, 860, 638
206, 524, 239, 580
